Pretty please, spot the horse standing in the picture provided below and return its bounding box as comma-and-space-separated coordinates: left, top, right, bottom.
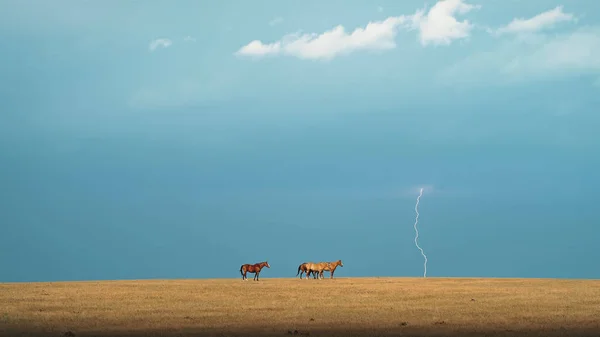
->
296, 262, 318, 279
240, 261, 270, 281
303, 262, 328, 280
319, 259, 343, 279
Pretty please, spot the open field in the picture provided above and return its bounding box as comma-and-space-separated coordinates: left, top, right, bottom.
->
1, 277, 600, 337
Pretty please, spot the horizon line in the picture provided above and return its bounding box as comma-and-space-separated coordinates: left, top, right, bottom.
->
2, 275, 599, 284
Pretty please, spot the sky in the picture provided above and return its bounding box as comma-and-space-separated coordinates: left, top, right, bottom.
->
1, 0, 599, 282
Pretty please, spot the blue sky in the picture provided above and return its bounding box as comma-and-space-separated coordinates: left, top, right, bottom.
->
1, 0, 599, 282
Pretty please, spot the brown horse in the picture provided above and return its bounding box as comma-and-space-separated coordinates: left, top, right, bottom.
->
240, 261, 270, 281
319, 259, 343, 279
296, 262, 318, 279
296, 262, 310, 279
303, 262, 329, 280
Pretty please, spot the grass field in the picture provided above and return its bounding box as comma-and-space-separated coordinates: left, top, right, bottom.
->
1, 276, 599, 336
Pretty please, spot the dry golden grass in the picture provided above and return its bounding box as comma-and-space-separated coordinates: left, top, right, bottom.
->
1, 277, 600, 336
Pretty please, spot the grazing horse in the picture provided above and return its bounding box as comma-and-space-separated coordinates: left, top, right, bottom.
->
319, 259, 344, 279
303, 262, 329, 280
240, 261, 270, 281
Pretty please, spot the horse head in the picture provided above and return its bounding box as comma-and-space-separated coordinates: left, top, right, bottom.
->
264, 260, 271, 268
337, 259, 343, 267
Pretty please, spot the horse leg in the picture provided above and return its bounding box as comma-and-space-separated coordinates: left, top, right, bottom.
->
331, 270, 335, 279
255, 271, 259, 281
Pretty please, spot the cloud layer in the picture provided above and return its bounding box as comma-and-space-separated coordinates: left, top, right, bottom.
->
501, 27, 600, 79
235, 0, 591, 67
439, 26, 600, 86
233, 1, 597, 88
236, 16, 411, 60
492, 6, 575, 36
436, 4, 598, 87
236, 0, 478, 60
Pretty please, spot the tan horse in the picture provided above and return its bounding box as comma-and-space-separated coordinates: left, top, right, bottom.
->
240, 261, 270, 281
319, 259, 343, 279
296, 262, 316, 279
303, 262, 329, 280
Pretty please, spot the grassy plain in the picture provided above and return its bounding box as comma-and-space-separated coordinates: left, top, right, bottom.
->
1, 277, 599, 336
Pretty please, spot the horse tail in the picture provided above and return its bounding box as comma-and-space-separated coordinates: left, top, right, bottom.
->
296, 264, 302, 276
240, 265, 244, 276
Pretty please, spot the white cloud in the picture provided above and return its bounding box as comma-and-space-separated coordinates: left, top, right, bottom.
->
269, 17, 284, 26
410, 0, 480, 46
439, 27, 600, 86
235, 0, 480, 60
236, 40, 282, 57
236, 15, 411, 60
235, 0, 481, 60
149, 38, 172, 51
493, 6, 575, 36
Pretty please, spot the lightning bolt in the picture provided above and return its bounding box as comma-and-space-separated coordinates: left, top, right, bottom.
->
413, 188, 427, 278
